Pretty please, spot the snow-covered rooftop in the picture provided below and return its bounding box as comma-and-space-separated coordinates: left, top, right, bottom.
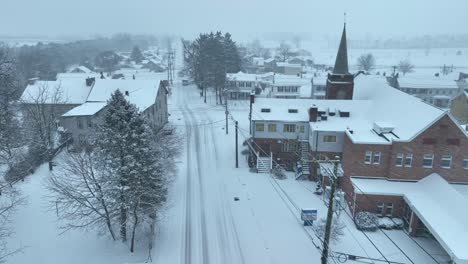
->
87, 79, 161, 111
276, 62, 302, 68
253, 75, 446, 143
20, 79, 92, 105
398, 76, 458, 89
62, 102, 107, 117
227, 72, 258, 82
67, 65, 93, 74
352, 174, 468, 264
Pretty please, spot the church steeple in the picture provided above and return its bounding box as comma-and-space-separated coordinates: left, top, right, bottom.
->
333, 23, 349, 74
325, 21, 354, 100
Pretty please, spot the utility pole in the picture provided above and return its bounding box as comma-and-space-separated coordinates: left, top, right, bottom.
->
249, 92, 254, 134
225, 93, 229, 135
321, 157, 340, 264
204, 82, 207, 103
235, 121, 239, 168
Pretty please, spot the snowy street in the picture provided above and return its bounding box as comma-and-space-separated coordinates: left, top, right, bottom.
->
4, 80, 450, 264
152, 81, 450, 264
152, 82, 321, 264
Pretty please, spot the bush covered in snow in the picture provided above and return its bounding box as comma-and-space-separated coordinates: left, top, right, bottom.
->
392, 218, 404, 229
378, 217, 405, 230
354, 211, 378, 231
272, 164, 286, 180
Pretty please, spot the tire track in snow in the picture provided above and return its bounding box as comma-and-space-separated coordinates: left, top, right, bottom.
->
206, 116, 246, 264
180, 108, 192, 264
184, 104, 210, 264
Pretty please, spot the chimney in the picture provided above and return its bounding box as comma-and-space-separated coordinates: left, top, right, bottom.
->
86, 77, 95, 87
125, 91, 129, 96
309, 106, 318, 122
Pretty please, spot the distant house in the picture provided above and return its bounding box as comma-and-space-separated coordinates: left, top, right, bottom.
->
288, 57, 305, 66
20, 78, 95, 120
269, 76, 311, 99
264, 58, 276, 72
67, 65, 93, 74
275, 62, 302, 76
388, 75, 459, 108
225, 72, 258, 100
142, 60, 165, 72
450, 91, 468, 124
59, 79, 169, 146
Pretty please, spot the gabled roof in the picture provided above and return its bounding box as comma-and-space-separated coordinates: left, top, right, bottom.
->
20, 79, 92, 105
332, 24, 349, 75
86, 79, 161, 112
62, 102, 107, 117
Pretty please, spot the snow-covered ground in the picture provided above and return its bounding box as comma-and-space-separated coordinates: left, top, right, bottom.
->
5, 76, 451, 264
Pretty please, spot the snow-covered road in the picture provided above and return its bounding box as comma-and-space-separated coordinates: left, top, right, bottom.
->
152, 82, 321, 264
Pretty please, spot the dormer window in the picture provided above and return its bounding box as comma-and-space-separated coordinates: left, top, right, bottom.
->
288, 109, 298, 113
261, 108, 271, 113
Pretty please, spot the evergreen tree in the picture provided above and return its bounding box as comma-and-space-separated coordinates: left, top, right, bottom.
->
130, 46, 144, 64
95, 90, 167, 251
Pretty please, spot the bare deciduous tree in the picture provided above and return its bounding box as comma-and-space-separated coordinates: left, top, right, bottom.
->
0, 181, 25, 263
47, 151, 117, 240
314, 218, 345, 243
357, 53, 376, 72
0, 45, 21, 167
21, 81, 66, 152
277, 42, 292, 62
398, 59, 415, 75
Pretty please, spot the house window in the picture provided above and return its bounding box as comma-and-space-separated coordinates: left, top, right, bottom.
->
255, 123, 265, 132
87, 118, 93, 128
299, 125, 305, 133
373, 152, 381, 164
260, 108, 271, 113
277, 87, 284, 92
282, 142, 298, 152
404, 154, 413, 167
377, 202, 384, 216
364, 151, 372, 164
268, 124, 277, 132
395, 153, 404, 167
463, 157, 468, 169
288, 109, 298, 113
77, 119, 83, 129
283, 124, 296, 133
422, 154, 434, 168
440, 155, 452, 169
323, 135, 337, 143
291, 87, 298, 93
385, 203, 394, 216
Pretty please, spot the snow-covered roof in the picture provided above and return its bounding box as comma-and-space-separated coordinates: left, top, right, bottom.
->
276, 62, 302, 68
273, 76, 310, 86
20, 79, 92, 105
227, 72, 258, 82
62, 102, 107, 117
87, 79, 161, 111
398, 76, 458, 89
67, 65, 92, 74
352, 174, 468, 264
252, 75, 446, 144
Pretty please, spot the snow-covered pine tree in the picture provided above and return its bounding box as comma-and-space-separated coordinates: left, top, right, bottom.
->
95, 90, 167, 251
95, 90, 134, 242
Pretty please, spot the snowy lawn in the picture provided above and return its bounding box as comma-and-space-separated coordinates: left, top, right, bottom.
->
6, 162, 150, 264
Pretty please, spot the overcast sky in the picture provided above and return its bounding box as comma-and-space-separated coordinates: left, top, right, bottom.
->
1, 0, 467, 40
